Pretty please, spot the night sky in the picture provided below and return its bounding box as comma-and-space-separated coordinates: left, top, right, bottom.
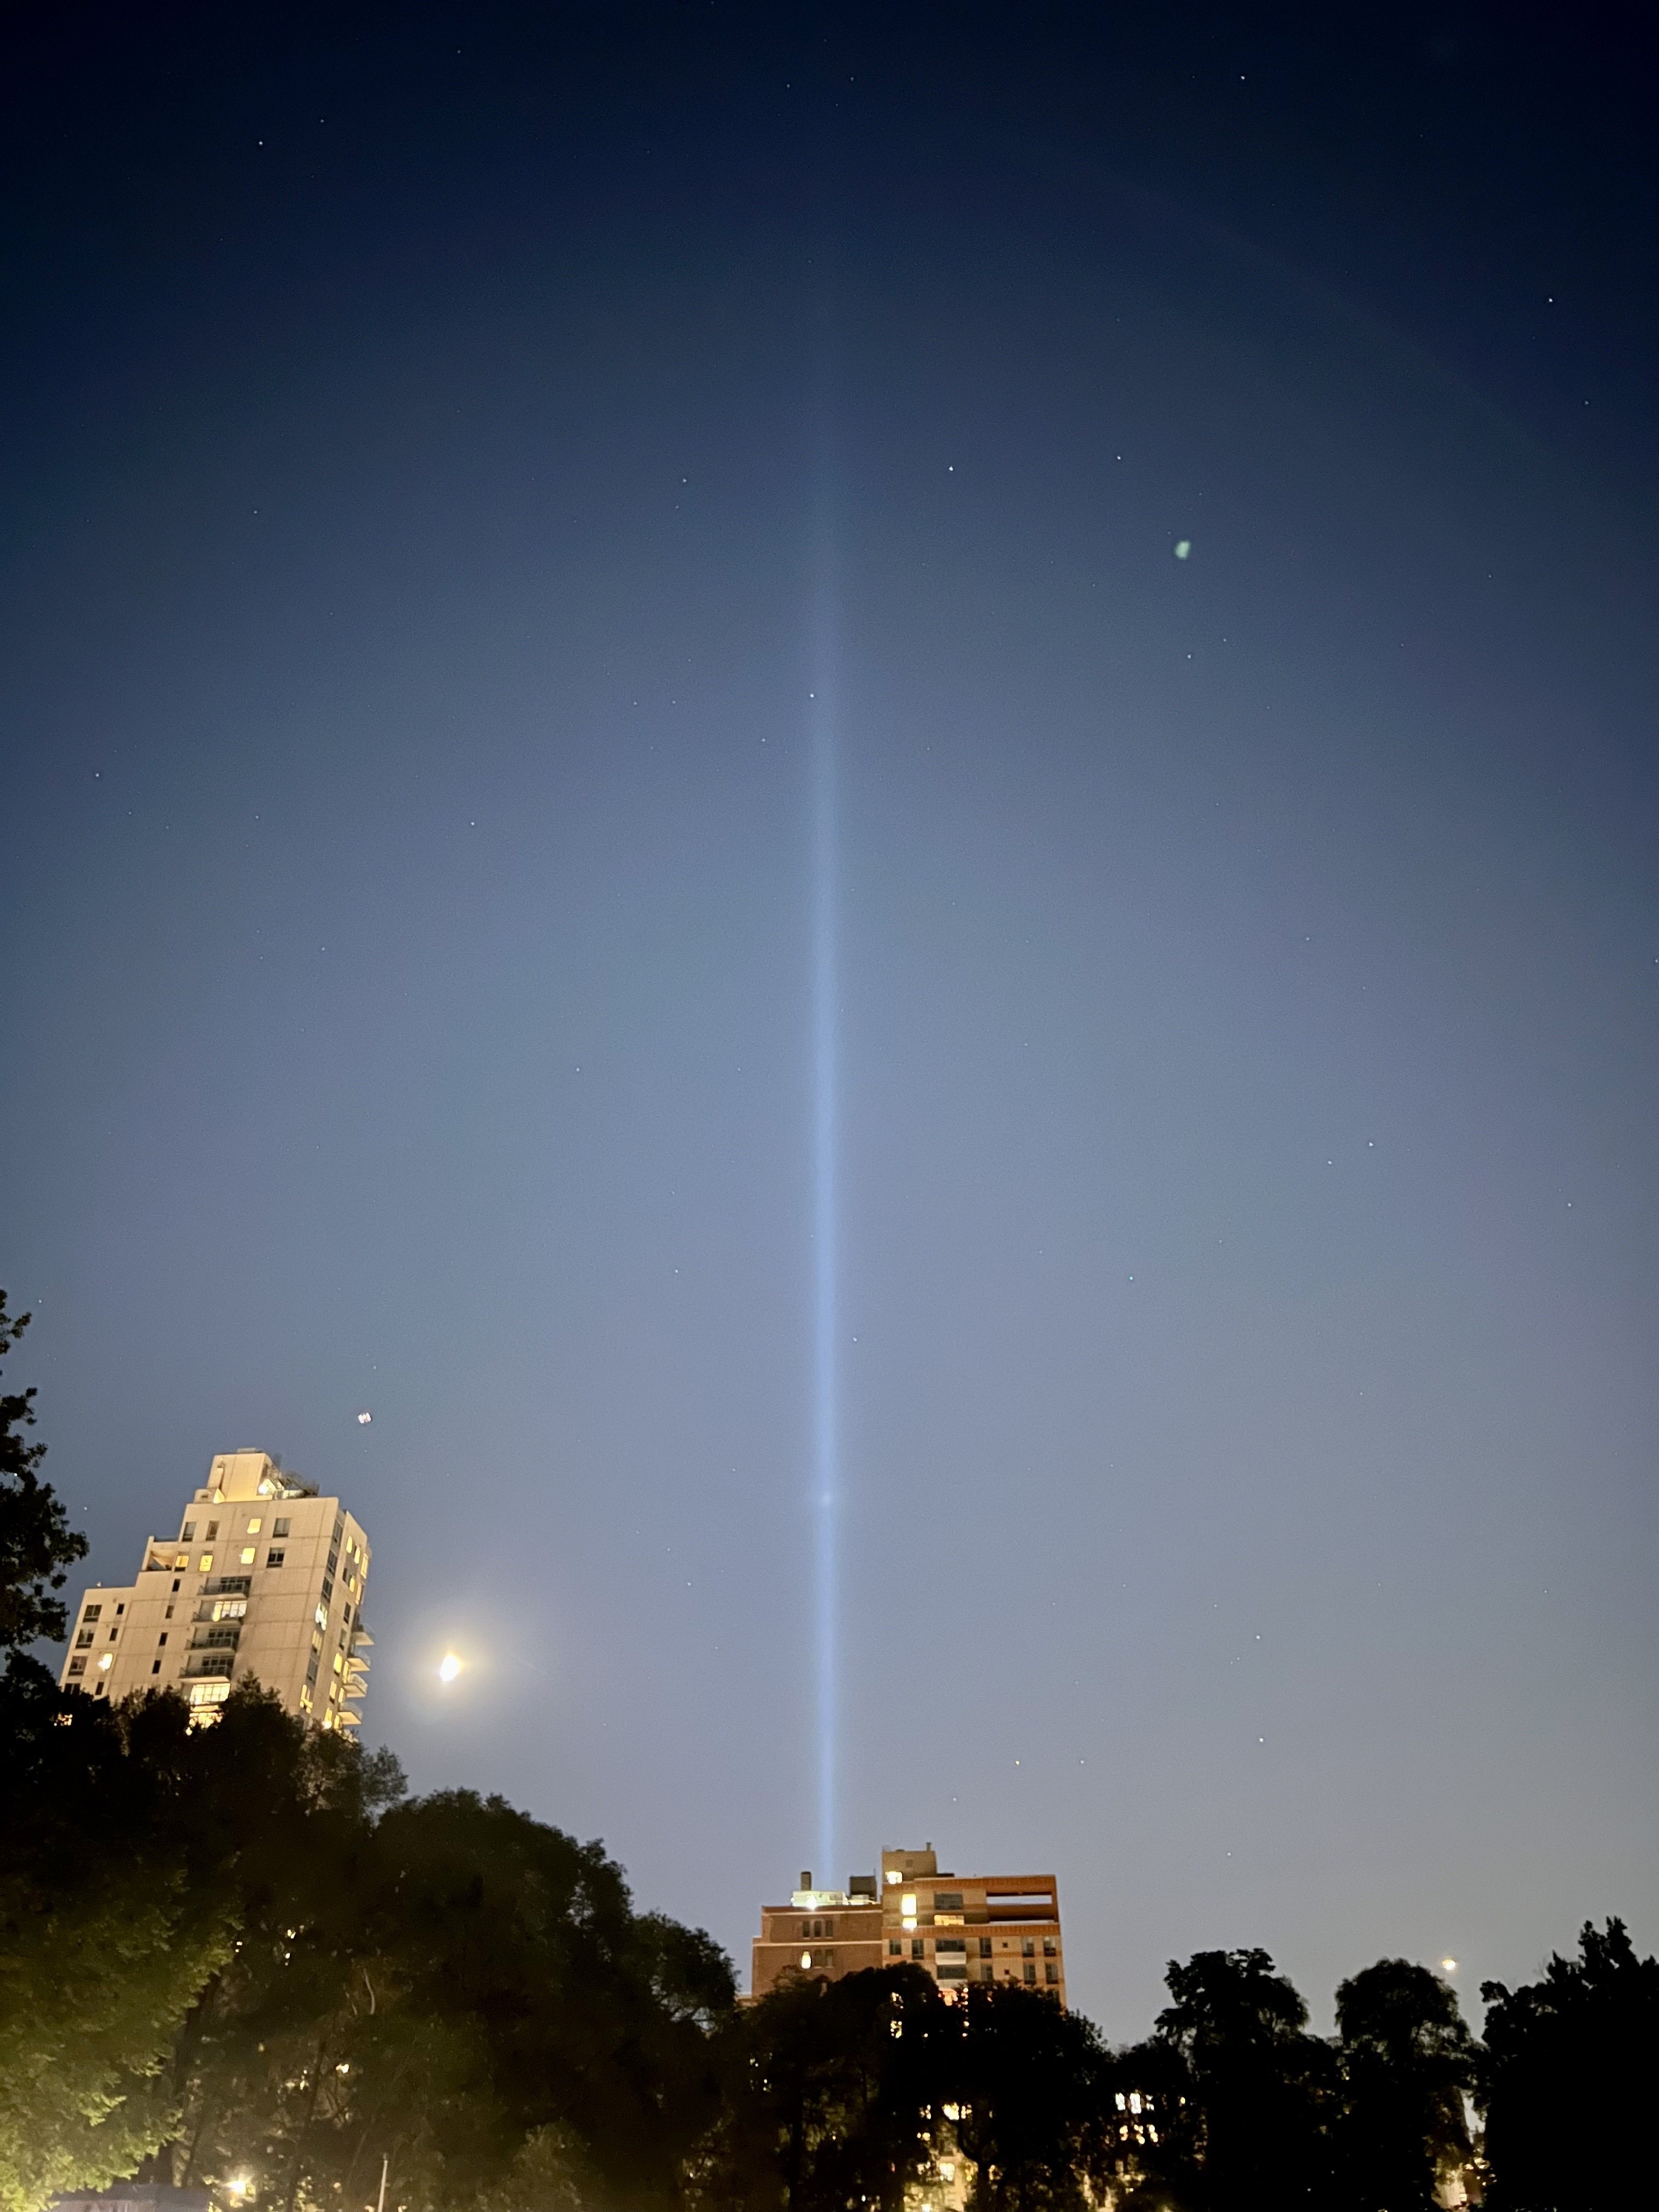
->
4, 3, 1656, 2039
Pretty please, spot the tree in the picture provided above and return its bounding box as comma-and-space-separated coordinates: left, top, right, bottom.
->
1152, 1949, 1335, 2212
1333, 1960, 1472, 2212
695, 1965, 953, 2212
1098, 2036, 1200, 2212
0, 1670, 232, 2212
954, 1984, 1113, 2212
0, 1291, 87, 1660
1480, 1918, 1659, 2211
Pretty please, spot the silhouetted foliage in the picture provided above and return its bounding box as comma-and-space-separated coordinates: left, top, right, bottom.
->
0, 1670, 738, 2212
1152, 1948, 1335, 2211
698, 1964, 957, 2212
1481, 1918, 1659, 2212
1334, 1959, 1473, 2212
0, 1291, 87, 1657
953, 1983, 1111, 2212
1098, 2036, 1200, 2212
0, 1668, 233, 2211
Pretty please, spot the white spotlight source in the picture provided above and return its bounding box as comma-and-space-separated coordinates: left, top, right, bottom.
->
1441, 1957, 1458, 1973
438, 1652, 462, 1684
357, 1410, 373, 1425
1174, 539, 1192, 559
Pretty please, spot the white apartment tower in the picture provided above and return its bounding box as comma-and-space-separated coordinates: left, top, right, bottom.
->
59, 1450, 371, 1730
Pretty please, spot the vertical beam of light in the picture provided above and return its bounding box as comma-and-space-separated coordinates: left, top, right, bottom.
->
810, 507, 840, 1892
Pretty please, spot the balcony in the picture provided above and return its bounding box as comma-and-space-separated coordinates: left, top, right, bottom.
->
182, 1656, 234, 1680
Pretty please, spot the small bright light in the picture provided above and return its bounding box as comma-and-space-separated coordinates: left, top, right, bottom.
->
225, 2179, 251, 2203
98, 1654, 113, 1671
901, 1894, 917, 1915
1174, 539, 1192, 560
800, 1950, 812, 1969
438, 1652, 462, 1684
357, 1410, 372, 1425
885, 1869, 903, 1886
1442, 1957, 1458, 1973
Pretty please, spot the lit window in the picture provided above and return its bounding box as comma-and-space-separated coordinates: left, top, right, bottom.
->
175, 1551, 189, 1569
199, 1555, 213, 1572
941, 2164, 955, 2182
1128, 2094, 1141, 2115
1043, 1936, 1057, 1956
240, 1547, 257, 1565
246, 1517, 261, 1533
315, 1605, 329, 1630
189, 1681, 230, 1707
885, 1869, 903, 1886
98, 1654, 113, 1671
901, 1894, 917, 1915
800, 1951, 812, 1969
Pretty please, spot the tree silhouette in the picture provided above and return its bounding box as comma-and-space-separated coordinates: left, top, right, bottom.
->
1152, 1949, 1334, 2211
0, 1291, 87, 1660
1334, 1960, 1472, 2212
1481, 1918, 1659, 2211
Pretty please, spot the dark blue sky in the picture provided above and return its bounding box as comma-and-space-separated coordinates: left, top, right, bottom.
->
3, 3, 1656, 2037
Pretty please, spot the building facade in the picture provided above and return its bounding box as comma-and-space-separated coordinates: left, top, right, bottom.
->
59, 1450, 371, 1730
752, 1844, 1065, 2005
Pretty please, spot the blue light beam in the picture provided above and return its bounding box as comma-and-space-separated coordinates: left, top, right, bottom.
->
810, 534, 840, 1889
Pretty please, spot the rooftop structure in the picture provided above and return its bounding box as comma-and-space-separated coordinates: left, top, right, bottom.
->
59, 1449, 371, 1730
